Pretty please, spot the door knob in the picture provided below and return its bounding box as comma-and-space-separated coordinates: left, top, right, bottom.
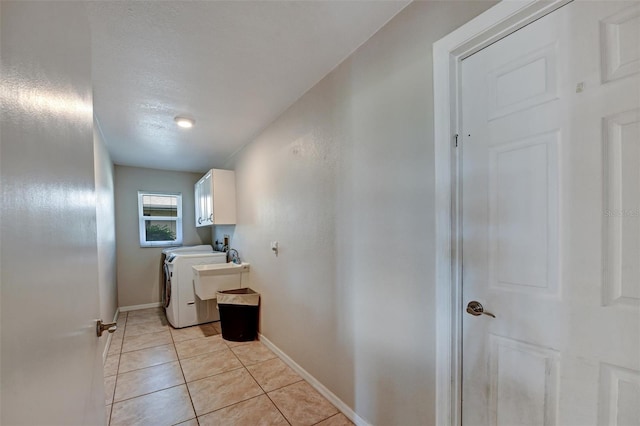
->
96, 319, 117, 337
466, 301, 495, 318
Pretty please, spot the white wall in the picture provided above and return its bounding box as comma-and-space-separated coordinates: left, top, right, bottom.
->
225, 2, 494, 424
0, 2, 105, 424
114, 165, 212, 307
94, 118, 118, 330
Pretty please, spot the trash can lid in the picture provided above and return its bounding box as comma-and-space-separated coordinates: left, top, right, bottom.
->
217, 288, 260, 306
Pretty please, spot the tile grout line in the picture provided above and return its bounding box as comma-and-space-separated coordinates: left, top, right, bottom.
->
244, 357, 305, 394
266, 378, 305, 394
113, 357, 181, 377
107, 312, 127, 426
118, 356, 176, 375
195, 393, 278, 421
111, 383, 188, 406
310, 413, 343, 426
111, 314, 127, 413
116, 323, 175, 372
234, 339, 341, 425
172, 324, 201, 425
191, 337, 279, 421
120, 333, 173, 354
111, 370, 186, 405
120, 343, 171, 354
244, 361, 293, 426
107, 337, 120, 426
175, 340, 230, 361
188, 324, 256, 419
244, 347, 342, 426
182, 363, 246, 384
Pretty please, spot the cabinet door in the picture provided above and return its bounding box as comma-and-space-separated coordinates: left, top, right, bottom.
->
196, 169, 236, 226
195, 171, 213, 227
194, 178, 203, 227
201, 171, 213, 224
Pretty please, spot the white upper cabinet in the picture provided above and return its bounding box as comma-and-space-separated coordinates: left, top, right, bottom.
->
194, 169, 236, 226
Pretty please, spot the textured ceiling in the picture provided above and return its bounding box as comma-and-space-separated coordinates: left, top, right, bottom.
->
88, 1, 409, 172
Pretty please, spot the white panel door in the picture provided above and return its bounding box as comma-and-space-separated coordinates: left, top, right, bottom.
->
461, 2, 640, 425
1, 2, 105, 425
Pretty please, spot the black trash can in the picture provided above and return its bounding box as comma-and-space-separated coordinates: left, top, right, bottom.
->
217, 288, 260, 342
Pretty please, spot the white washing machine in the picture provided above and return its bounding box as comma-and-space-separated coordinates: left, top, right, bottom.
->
164, 250, 227, 328
162, 244, 214, 311
162, 245, 213, 256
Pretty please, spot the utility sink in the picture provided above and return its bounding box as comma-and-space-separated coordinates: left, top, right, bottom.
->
192, 263, 250, 300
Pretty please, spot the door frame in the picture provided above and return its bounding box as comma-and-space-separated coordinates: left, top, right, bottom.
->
432, 1, 571, 424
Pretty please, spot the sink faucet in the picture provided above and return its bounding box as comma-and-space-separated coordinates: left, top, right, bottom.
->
227, 248, 240, 264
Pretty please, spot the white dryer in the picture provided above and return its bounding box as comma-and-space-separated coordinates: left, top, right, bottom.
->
162, 244, 214, 311
162, 245, 213, 255
164, 251, 227, 328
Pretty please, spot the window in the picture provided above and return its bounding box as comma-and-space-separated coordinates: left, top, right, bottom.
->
138, 191, 183, 247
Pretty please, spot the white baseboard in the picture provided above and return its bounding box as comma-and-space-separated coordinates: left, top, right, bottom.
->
102, 308, 120, 364
258, 333, 371, 426
119, 302, 162, 312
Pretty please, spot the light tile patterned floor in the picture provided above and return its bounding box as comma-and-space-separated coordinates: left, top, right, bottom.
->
105, 308, 352, 426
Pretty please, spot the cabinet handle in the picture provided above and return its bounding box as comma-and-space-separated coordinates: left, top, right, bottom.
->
197, 217, 202, 225
208, 213, 213, 222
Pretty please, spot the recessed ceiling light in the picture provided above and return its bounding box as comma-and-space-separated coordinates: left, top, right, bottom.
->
174, 116, 195, 129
